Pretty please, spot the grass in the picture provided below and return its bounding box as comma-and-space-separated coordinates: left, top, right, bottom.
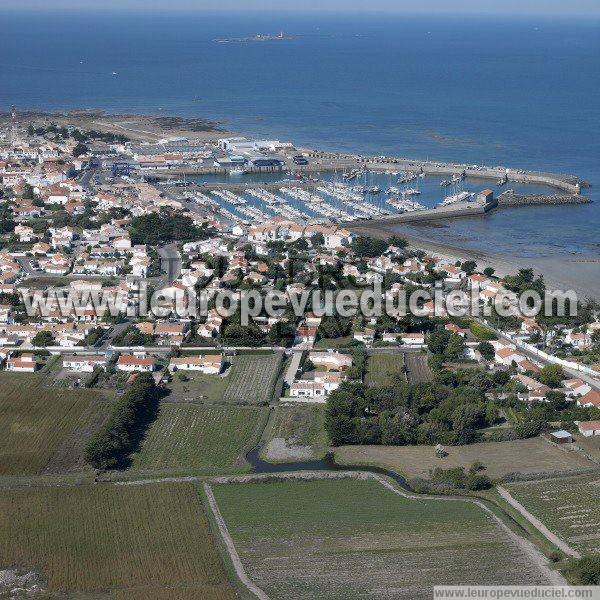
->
0, 373, 110, 476
222, 353, 283, 405
0, 483, 236, 598
334, 437, 594, 480
128, 403, 268, 475
469, 322, 498, 341
262, 405, 329, 461
505, 474, 600, 556
166, 371, 230, 403
313, 335, 355, 349
212, 478, 557, 599
364, 352, 405, 386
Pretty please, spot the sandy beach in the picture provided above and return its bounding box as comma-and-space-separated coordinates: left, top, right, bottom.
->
348, 221, 600, 299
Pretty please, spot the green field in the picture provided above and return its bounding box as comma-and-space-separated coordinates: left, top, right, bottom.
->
222, 353, 283, 404
129, 403, 268, 474
0, 373, 110, 475
212, 478, 557, 599
0, 483, 235, 598
364, 353, 405, 386
505, 475, 600, 556
262, 405, 328, 461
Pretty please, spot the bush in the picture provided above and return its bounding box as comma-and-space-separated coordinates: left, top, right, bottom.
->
562, 556, 600, 585
465, 473, 493, 490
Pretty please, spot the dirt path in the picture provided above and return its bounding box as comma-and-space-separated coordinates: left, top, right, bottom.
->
203, 483, 270, 600
497, 485, 581, 559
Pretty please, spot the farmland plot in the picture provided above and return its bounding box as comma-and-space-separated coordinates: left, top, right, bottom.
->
505, 475, 600, 555
213, 479, 559, 599
0, 373, 109, 475
222, 353, 283, 404
404, 352, 433, 383
0, 483, 235, 598
364, 352, 405, 386
129, 403, 267, 474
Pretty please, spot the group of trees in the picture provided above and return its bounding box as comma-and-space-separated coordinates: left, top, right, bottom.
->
84, 373, 160, 470
129, 211, 204, 245
427, 328, 466, 368
325, 371, 500, 448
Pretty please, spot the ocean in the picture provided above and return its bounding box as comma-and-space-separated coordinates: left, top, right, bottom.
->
1, 9, 599, 259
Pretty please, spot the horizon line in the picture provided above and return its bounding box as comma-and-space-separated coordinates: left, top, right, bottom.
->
1, 7, 600, 17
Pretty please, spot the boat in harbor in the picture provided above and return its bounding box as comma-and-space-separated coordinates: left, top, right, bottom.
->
440, 190, 474, 206
402, 187, 421, 196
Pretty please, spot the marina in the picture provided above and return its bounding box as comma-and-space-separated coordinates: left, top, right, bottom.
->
169, 166, 589, 230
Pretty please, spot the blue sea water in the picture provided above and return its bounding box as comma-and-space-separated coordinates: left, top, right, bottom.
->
1, 9, 599, 258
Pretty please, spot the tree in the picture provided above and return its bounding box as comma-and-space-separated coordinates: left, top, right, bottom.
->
351, 236, 389, 258
444, 334, 466, 361
483, 267, 495, 278
427, 329, 451, 355
461, 260, 477, 275
539, 364, 565, 388
478, 341, 495, 361
72, 142, 89, 157
388, 235, 408, 249
32, 330, 54, 347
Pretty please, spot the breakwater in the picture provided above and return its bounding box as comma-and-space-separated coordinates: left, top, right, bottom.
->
497, 191, 591, 207
305, 151, 589, 195
344, 198, 497, 226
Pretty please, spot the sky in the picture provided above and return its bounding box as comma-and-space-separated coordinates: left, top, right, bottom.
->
2, 0, 600, 15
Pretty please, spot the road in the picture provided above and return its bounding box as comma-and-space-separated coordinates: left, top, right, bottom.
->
157, 243, 182, 286
283, 351, 303, 387
488, 324, 600, 392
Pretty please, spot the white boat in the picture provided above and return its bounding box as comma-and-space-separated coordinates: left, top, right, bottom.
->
440, 191, 474, 206
402, 187, 421, 196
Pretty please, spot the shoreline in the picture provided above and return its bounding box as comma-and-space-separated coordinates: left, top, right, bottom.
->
348, 221, 600, 299
8, 108, 598, 298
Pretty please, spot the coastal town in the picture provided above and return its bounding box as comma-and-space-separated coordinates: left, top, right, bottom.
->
1, 110, 600, 596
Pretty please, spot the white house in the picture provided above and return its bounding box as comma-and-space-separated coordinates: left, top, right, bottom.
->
63, 354, 107, 373
116, 354, 156, 372
577, 421, 600, 437
168, 354, 222, 374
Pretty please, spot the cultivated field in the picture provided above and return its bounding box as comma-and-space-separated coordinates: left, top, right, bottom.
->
262, 405, 328, 461
505, 474, 600, 556
222, 353, 283, 405
129, 403, 268, 474
0, 483, 235, 598
334, 437, 594, 480
364, 352, 405, 386
212, 478, 558, 599
0, 373, 110, 475
165, 352, 283, 406
404, 352, 433, 383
